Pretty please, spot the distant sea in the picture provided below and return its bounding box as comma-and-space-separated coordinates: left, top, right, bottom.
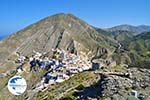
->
0, 36, 4, 40
0, 34, 10, 40
0, 36, 3, 40
0, 35, 7, 40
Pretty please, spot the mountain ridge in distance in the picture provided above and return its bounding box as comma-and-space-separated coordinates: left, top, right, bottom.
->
107, 24, 150, 35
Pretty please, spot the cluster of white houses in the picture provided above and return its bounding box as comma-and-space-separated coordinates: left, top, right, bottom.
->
16, 48, 93, 90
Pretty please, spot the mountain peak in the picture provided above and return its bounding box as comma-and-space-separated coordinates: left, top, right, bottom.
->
46, 13, 78, 20
0, 13, 117, 67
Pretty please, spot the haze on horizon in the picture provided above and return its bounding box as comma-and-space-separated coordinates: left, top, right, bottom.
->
0, 0, 150, 37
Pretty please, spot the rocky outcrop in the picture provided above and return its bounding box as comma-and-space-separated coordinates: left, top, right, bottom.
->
99, 74, 132, 100
98, 68, 150, 100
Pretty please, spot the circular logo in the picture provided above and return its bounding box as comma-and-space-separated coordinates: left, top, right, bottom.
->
7, 76, 27, 95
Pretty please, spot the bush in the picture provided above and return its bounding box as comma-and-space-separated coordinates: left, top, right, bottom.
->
126, 96, 137, 100
111, 95, 118, 100
100, 97, 107, 100
60, 94, 77, 100
75, 84, 85, 90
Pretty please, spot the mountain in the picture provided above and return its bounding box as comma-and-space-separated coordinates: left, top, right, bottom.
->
95, 29, 135, 51
0, 13, 117, 69
96, 29, 134, 41
112, 30, 133, 41
0, 13, 119, 100
108, 24, 150, 34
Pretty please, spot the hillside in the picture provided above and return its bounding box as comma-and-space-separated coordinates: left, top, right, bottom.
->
0, 13, 117, 70
0, 13, 150, 100
0, 13, 118, 99
127, 32, 150, 68
110, 31, 150, 68
96, 27, 150, 68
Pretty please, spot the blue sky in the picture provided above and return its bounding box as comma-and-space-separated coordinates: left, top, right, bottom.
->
0, 0, 150, 37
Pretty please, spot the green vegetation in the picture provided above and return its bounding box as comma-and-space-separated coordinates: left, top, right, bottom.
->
126, 96, 138, 100
110, 31, 150, 68
111, 95, 118, 100
60, 94, 77, 100
37, 71, 98, 100
75, 84, 85, 90
128, 32, 150, 61
100, 96, 107, 100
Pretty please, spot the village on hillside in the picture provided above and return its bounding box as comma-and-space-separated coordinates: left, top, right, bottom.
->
11, 47, 147, 100
15, 48, 93, 91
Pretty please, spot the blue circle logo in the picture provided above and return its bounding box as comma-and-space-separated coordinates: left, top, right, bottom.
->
7, 76, 27, 95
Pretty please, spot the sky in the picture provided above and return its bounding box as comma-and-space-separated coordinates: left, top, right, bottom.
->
0, 0, 150, 37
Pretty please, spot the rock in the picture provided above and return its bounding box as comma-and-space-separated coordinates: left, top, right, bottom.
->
0, 73, 7, 78
97, 67, 150, 99
138, 93, 148, 100
99, 75, 132, 98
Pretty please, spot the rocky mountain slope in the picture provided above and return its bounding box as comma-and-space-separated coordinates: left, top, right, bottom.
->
0, 13, 118, 100
0, 13, 117, 70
